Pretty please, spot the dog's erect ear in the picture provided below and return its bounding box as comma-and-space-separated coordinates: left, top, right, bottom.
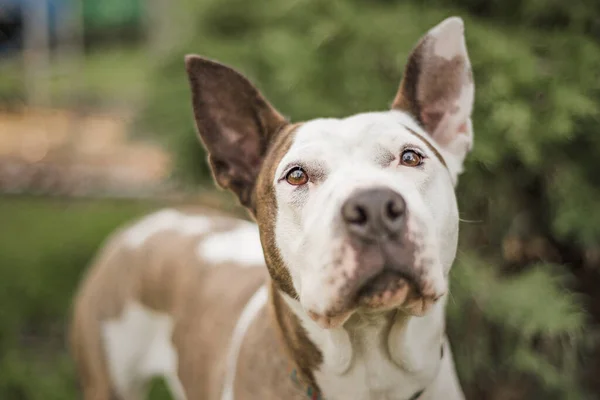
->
185, 55, 288, 210
392, 17, 474, 168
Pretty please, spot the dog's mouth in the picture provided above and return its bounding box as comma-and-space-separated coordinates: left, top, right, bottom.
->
305, 264, 443, 329
304, 237, 446, 329
358, 269, 413, 298
355, 267, 422, 310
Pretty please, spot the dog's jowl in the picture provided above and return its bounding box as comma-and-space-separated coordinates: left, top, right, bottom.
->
71, 16, 474, 400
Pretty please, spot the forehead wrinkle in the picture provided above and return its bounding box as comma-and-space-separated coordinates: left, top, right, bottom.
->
304, 161, 328, 182
373, 144, 396, 167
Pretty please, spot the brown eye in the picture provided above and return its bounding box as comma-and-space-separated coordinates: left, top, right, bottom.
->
400, 150, 423, 167
285, 167, 309, 185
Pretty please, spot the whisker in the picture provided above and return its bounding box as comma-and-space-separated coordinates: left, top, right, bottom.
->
458, 218, 482, 224
447, 291, 457, 306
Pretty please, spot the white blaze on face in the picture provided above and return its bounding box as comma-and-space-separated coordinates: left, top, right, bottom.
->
272, 110, 459, 316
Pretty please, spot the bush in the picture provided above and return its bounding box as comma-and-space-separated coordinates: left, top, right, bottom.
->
139, 0, 600, 398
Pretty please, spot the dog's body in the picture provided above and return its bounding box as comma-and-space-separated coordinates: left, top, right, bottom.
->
71, 17, 475, 400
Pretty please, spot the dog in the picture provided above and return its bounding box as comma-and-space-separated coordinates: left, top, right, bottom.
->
70, 16, 474, 400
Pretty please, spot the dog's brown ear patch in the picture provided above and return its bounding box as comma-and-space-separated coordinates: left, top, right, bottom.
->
185, 56, 289, 210
392, 17, 474, 166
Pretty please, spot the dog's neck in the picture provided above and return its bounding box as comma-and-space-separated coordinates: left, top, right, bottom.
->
269, 280, 447, 399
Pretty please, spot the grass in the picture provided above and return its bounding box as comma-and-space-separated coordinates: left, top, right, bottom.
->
0, 195, 167, 399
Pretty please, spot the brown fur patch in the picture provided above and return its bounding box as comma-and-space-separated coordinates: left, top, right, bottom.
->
393, 35, 426, 125
233, 298, 309, 399
392, 34, 470, 144
253, 122, 325, 393
270, 282, 323, 393
254, 123, 302, 298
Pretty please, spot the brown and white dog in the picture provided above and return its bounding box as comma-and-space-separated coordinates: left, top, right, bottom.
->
70, 16, 474, 400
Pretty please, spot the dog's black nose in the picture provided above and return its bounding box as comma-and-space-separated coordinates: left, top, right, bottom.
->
341, 187, 406, 240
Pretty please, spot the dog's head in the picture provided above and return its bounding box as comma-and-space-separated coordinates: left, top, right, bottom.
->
186, 17, 474, 329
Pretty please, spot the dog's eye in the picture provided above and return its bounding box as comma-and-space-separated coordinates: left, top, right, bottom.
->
285, 167, 309, 185
400, 150, 423, 167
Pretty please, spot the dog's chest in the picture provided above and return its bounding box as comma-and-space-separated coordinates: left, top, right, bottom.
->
314, 324, 436, 400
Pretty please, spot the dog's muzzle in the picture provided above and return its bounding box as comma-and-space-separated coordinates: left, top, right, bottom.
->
338, 187, 440, 312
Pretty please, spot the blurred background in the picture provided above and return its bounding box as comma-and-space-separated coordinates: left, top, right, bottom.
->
0, 0, 599, 399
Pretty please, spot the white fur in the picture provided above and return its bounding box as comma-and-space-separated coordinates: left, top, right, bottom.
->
283, 294, 457, 400
221, 286, 268, 400
197, 222, 265, 266
124, 209, 213, 248
428, 339, 465, 399
274, 110, 457, 318
102, 302, 186, 399
430, 17, 466, 61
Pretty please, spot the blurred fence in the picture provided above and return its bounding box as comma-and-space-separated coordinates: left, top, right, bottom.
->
0, 108, 170, 196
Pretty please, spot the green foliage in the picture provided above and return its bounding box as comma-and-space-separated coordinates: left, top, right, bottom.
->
430, 0, 600, 38
139, 0, 600, 398
148, 378, 174, 400
448, 253, 592, 399
83, 0, 143, 30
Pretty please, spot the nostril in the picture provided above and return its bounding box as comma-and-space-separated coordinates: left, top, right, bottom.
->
344, 203, 368, 226
385, 199, 405, 221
